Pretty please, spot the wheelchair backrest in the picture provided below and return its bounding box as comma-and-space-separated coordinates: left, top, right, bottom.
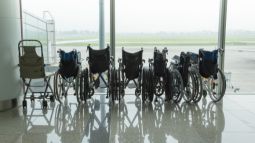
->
58, 49, 79, 79
153, 48, 167, 77
199, 49, 218, 78
122, 49, 143, 80
88, 45, 110, 74
179, 52, 191, 87
19, 46, 45, 79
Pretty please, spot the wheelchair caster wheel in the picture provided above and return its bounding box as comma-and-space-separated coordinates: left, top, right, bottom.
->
30, 95, 35, 102
50, 95, 55, 102
203, 90, 207, 97
22, 100, 27, 109
42, 100, 47, 109
135, 89, 141, 97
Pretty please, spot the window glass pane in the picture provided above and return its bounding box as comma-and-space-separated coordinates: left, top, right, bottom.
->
225, 0, 255, 93
116, 0, 220, 65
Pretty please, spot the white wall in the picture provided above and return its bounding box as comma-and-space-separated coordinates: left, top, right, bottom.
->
0, 0, 22, 101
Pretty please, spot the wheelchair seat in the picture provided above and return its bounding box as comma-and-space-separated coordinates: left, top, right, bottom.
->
122, 49, 143, 80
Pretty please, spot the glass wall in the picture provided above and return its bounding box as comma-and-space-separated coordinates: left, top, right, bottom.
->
116, 0, 220, 64
225, 0, 255, 94
23, 11, 50, 63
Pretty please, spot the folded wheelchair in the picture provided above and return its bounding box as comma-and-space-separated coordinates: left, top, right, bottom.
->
54, 49, 81, 104
177, 52, 196, 103
80, 45, 114, 102
117, 48, 144, 100
142, 47, 169, 102
18, 40, 54, 109
198, 49, 226, 102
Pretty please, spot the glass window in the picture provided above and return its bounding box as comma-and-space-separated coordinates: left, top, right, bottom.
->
225, 0, 255, 94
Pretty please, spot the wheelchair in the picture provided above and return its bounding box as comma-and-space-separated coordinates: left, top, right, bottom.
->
199, 49, 226, 102
176, 52, 197, 103
18, 40, 54, 109
117, 48, 144, 100
142, 47, 169, 102
80, 45, 114, 102
54, 49, 81, 104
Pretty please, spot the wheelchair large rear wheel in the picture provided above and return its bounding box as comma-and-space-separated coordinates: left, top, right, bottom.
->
82, 68, 89, 102
75, 70, 81, 103
165, 69, 172, 101
191, 69, 203, 103
171, 69, 184, 103
182, 70, 195, 103
148, 69, 154, 102
207, 68, 226, 102
142, 68, 149, 102
54, 72, 65, 104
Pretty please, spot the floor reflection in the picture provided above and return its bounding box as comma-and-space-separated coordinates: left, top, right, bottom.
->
110, 97, 225, 143
0, 95, 225, 143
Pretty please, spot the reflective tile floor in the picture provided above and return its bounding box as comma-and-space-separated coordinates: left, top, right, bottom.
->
1, 94, 255, 143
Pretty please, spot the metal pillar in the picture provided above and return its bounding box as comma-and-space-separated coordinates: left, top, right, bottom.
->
99, 0, 105, 49
218, 0, 227, 72
217, 0, 227, 104
110, 0, 115, 66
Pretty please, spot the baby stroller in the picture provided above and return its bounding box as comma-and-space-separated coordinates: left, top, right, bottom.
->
80, 45, 114, 102
142, 47, 169, 102
18, 40, 54, 109
54, 49, 81, 104
118, 48, 144, 100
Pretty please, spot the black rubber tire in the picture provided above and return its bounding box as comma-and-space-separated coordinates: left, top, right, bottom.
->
142, 68, 148, 102
171, 69, 184, 103
83, 68, 89, 102
79, 70, 84, 101
50, 95, 55, 102
22, 100, 27, 109
42, 100, 47, 109
148, 69, 154, 102
183, 70, 195, 103
164, 69, 172, 101
208, 68, 226, 102
191, 69, 203, 103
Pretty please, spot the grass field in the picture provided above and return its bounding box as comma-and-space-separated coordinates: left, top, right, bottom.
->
56, 33, 255, 47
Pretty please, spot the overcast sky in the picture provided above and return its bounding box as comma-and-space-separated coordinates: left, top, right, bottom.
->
22, 0, 255, 32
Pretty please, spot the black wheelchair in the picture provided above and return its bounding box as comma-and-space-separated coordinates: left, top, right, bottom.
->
199, 49, 226, 102
142, 47, 169, 102
117, 48, 144, 100
177, 52, 197, 103
80, 45, 114, 102
54, 49, 81, 104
